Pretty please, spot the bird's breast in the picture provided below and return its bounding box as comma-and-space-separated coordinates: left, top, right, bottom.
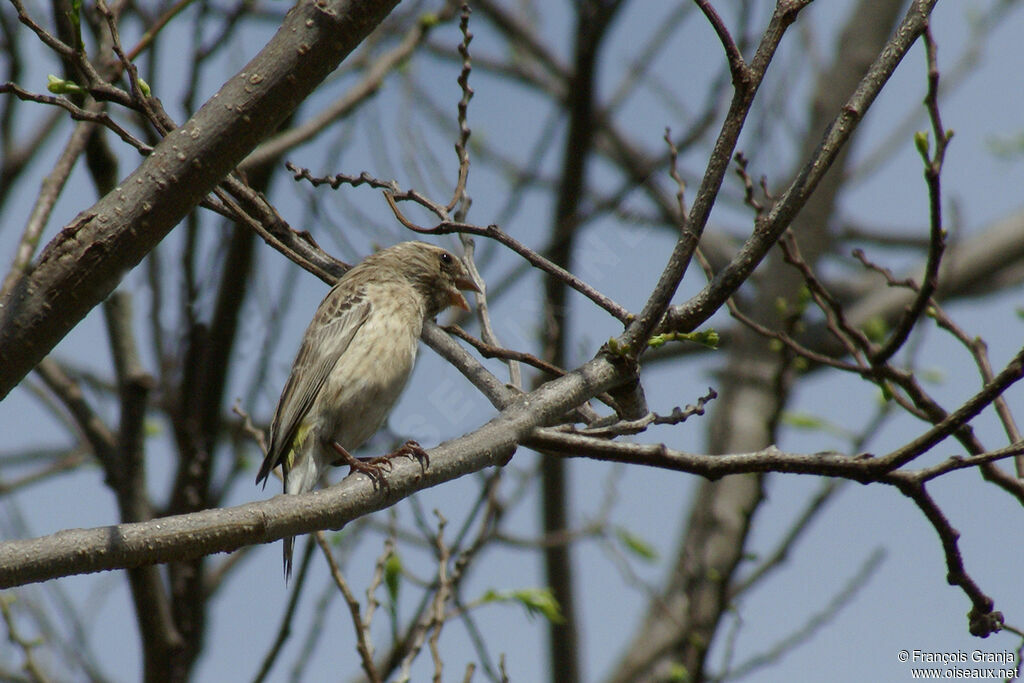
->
316, 303, 423, 450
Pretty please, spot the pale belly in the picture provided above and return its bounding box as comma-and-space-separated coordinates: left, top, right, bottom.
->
311, 310, 421, 452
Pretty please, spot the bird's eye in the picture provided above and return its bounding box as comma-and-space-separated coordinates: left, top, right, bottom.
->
440, 252, 453, 265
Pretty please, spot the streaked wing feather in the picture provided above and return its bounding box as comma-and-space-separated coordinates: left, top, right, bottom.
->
256, 288, 371, 485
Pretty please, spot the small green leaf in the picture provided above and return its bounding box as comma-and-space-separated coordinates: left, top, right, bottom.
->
667, 663, 690, 682
781, 411, 852, 439
67, 0, 82, 48
47, 75, 85, 95
692, 329, 719, 349
615, 526, 659, 563
782, 412, 825, 430
384, 552, 402, 603
480, 588, 565, 624
606, 337, 631, 356
646, 329, 718, 350
419, 12, 440, 28
861, 316, 888, 344
144, 418, 162, 437
914, 130, 930, 157
137, 77, 151, 97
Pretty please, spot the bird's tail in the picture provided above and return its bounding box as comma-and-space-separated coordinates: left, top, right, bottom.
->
281, 443, 321, 580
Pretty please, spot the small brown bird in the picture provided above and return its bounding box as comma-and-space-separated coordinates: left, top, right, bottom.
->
257, 241, 479, 576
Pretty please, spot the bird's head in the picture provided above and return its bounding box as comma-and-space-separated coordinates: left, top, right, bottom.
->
383, 241, 481, 317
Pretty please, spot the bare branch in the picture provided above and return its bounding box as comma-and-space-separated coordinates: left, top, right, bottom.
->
0, 0, 403, 399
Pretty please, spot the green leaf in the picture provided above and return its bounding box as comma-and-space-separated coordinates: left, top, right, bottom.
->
782, 412, 826, 430
615, 526, 659, 562
143, 418, 162, 437
607, 337, 634, 356
47, 75, 85, 95
781, 411, 853, 439
646, 329, 718, 350
861, 316, 888, 344
646, 335, 666, 349
384, 552, 402, 604
480, 588, 565, 624
667, 663, 691, 682
67, 0, 82, 49
691, 329, 719, 349
914, 130, 930, 158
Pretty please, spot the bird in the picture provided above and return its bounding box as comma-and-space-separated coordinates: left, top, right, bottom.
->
256, 241, 480, 577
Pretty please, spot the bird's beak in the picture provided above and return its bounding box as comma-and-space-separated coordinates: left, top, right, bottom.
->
450, 274, 481, 311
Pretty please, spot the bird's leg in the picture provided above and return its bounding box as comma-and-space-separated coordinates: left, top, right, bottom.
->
330, 442, 391, 490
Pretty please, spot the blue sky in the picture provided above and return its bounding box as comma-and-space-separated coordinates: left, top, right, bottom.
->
2, 1, 1024, 681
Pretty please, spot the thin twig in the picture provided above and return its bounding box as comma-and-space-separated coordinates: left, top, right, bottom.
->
693, 0, 749, 87
447, 5, 473, 213
315, 531, 381, 683
444, 324, 562, 378
286, 162, 632, 322
871, 26, 949, 364
0, 84, 149, 152
889, 475, 1002, 637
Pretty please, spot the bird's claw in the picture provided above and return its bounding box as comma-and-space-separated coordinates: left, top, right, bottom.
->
332, 442, 391, 491
361, 440, 429, 474
391, 440, 429, 471
330, 440, 430, 491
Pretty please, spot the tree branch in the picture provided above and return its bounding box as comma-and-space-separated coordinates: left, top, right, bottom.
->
0, 0, 401, 399
0, 353, 628, 587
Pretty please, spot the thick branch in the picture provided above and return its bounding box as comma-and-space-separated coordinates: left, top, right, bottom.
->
0, 354, 627, 587
0, 0, 400, 399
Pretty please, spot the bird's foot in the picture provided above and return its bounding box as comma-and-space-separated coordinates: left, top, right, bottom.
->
358, 440, 429, 474
390, 440, 430, 471
331, 442, 391, 490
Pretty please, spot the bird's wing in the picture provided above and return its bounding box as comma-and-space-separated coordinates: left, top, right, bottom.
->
256, 287, 372, 486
